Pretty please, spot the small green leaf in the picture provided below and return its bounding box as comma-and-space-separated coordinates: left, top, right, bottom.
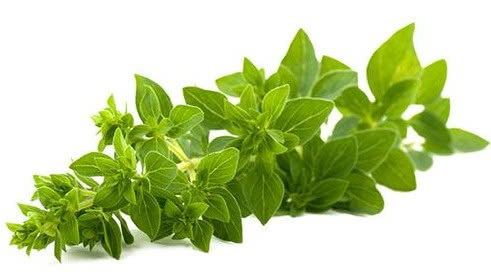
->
59, 213, 80, 245
130, 190, 161, 240
115, 213, 134, 245
37, 187, 61, 208
280, 29, 318, 97
185, 202, 209, 220
70, 152, 114, 176
373, 149, 416, 191
167, 105, 204, 137
307, 179, 349, 212
426, 97, 450, 124
197, 148, 239, 185
335, 87, 371, 118
331, 117, 360, 139
382, 79, 419, 118
262, 85, 289, 122
416, 59, 447, 104
135, 74, 172, 120
144, 151, 178, 188
311, 70, 357, 99
191, 220, 213, 252
243, 168, 284, 225
54, 230, 63, 262
94, 157, 120, 175
238, 85, 257, 111
243, 57, 263, 86
338, 173, 384, 215
206, 187, 243, 243
273, 98, 333, 145
407, 149, 433, 171
208, 136, 237, 153
409, 111, 453, 154
101, 216, 122, 259
135, 137, 168, 163
203, 193, 230, 223
367, 23, 421, 100
450, 128, 489, 153
113, 128, 127, 158
183, 87, 228, 129
319, 55, 350, 75
164, 200, 182, 218
354, 129, 396, 172
138, 85, 161, 123
315, 136, 358, 179
94, 182, 124, 209
216, 72, 248, 97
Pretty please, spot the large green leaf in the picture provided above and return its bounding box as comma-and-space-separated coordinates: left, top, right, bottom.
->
354, 129, 396, 172
315, 136, 358, 179
450, 128, 489, 153
197, 148, 239, 185
183, 87, 229, 129
130, 190, 161, 240
372, 149, 416, 191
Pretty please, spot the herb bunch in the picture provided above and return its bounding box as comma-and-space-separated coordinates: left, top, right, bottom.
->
7, 24, 488, 261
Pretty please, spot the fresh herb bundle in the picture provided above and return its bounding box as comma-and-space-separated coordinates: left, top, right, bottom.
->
7, 24, 488, 261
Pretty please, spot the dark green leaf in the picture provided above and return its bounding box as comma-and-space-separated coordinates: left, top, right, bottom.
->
382, 79, 419, 117
338, 173, 384, 215
144, 151, 178, 188
207, 187, 242, 243
102, 216, 122, 259
185, 202, 209, 221
307, 179, 349, 212
130, 190, 161, 240
191, 220, 213, 252
203, 193, 230, 222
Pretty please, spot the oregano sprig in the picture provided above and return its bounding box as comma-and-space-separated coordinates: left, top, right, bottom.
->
8, 23, 488, 261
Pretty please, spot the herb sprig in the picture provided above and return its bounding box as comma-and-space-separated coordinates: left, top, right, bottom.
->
7, 24, 488, 261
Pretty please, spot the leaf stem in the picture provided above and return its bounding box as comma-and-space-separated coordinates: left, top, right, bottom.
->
166, 137, 197, 181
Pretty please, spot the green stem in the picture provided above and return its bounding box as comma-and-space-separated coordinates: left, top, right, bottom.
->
165, 137, 197, 181
78, 198, 94, 211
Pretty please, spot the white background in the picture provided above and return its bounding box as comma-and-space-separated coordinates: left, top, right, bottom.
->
1, 0, 490, 279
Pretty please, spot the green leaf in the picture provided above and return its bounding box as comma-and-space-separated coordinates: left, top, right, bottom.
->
113, 128, 127, 158
136, 137, 168, 163
273, 98, 333, 145
94, 157, 120, 175
36, 187, 61, 208
307, 178, 349, 212
319, 55, 350, 75
130, 190, 161, 240
280, 29, 318, 97
115, 213, 134, 245
450, 128, 489, 153
243, 169, 284, 225
167, 105, 204, 137
407, 149, 433, 171
183, 87, 228, 129
216, 72, 248, 97
409, 111, 453, 154
354, 129, 396, 172
164, 200, 182, 218
262, 85, 289, 122
203, 193, 230, 222
367, 23, 421, 100
426, 97, 450, 124
331, 117, 360, 139
208, 136, 237, 153
94, 182, 124, 209
138, 84, 161, 123
191, 220, 213, 252
54, 230, 62, 262
206, 187, 242, 243
102, 216, 122, 259
311, 70, 357, 99
243, 57, 263, 86
144, 151, 178, 188
315, 136, 358, 179
338, 173, 384, 215
70, 152, 114, 176
416, 59, 447, 104
197, 148, 239, 185
238, 85, 257, 111
335, 87, 371, 118
185, 202, 209, 221
59, 213, 80, 245
372, 149, 416, 191
382, 79, 419, 118
135, 74, 172, 120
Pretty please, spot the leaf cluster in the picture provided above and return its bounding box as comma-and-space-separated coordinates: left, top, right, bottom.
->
8, 24, 488, 261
